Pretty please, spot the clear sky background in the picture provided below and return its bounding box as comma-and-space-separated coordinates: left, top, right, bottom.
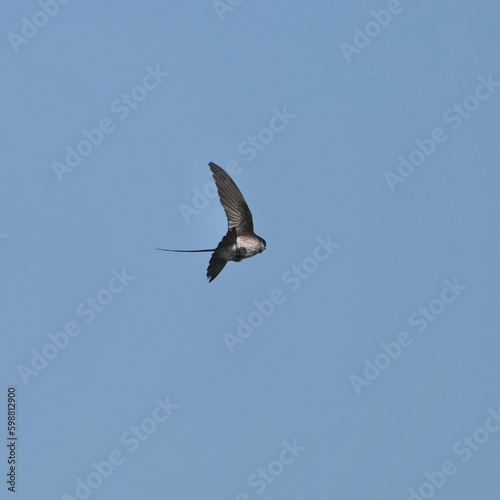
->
1, 1, 500, 499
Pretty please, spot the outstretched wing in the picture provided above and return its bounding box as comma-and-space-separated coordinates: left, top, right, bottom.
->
209, 162, 254, 235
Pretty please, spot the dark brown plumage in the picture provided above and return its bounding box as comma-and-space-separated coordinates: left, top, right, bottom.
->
158, 162, 266, 282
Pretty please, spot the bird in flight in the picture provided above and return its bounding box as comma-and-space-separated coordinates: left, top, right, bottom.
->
158, 162, 266, 282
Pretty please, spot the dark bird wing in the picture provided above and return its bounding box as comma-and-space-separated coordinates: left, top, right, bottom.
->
206, 228, 237, 282
206, 257, 227, 283
209, 162, 254, 235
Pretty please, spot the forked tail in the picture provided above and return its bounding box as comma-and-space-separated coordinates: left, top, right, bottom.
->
156, 248, 215, 253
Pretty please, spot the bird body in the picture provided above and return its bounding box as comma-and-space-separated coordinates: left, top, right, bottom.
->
158, 162, 266, 282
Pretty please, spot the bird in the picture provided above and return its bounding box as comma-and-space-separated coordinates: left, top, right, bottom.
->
158, 162, 266, 282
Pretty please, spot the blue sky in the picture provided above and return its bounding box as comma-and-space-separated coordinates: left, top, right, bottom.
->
1, 1, 500, 499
